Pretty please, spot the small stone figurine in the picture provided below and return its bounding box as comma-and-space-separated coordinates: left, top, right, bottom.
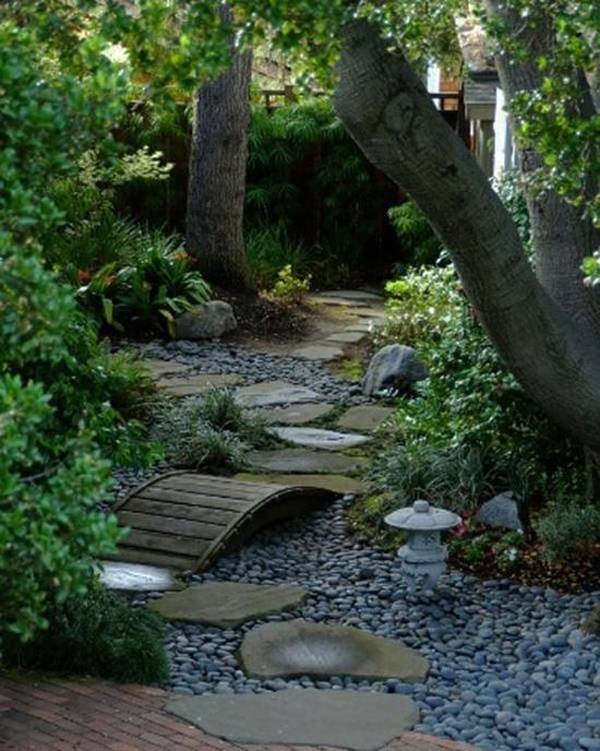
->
385, 500, 461, 590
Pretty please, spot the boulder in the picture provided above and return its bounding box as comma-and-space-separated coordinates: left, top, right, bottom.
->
362, 344, 428, 396
477, 492, 523, 531
175, 301, 237, 340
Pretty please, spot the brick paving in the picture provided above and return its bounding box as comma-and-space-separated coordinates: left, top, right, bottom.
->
0, 672, 477, 751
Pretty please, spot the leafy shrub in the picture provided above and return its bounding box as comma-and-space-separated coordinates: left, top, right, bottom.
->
269, 264, 312, 305
245, 223, 310, 288
535, 496, 600, 562
377, 265, 461, 348
77, 241, 211, 336
151, 389, 272, 473
0, 21, 157, 644
362, 262, 575, 524
2, 580, 169, 683
387, 201, 443, 266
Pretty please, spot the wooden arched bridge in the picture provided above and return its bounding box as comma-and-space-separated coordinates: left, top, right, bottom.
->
111, 471, 337, 571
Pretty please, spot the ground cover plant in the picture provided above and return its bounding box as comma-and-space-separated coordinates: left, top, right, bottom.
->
150, 388, 274, 473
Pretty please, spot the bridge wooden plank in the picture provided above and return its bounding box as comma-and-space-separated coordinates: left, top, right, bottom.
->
118, 511, 223, 540
138, 486, 254, 509
126, 497, 234, 525
114, 547, 197, 569
121, 528, 210, 557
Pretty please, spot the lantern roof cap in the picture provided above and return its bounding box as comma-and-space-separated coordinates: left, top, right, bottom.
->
384, 500, 461, 531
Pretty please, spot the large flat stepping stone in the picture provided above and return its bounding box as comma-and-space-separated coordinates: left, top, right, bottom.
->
290, 344, 344, 361
98, 561, 183, 591
246, 448, 363, 474
166, 689, 419, 751
148, 581, 307, 627
235, 472, 365, 495
240, 620, 429, 682
140, 359, 191, 378
235, 380, 322, 408
308, 294, 369, 308
253, 403, 334, 425
272, 427, 371, 451
337, 405, 395, 432
325, 330, 368, 344
157, 373, 243, 397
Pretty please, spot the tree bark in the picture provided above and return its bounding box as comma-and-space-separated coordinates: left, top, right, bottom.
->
186, 5, 253, 291
332, 19, 600, 451
484, 0, 600, 336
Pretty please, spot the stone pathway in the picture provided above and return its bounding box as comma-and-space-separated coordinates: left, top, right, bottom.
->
0, 671, 478, 751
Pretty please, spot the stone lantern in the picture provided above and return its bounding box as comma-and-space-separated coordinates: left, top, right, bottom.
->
384, 500, 461, 590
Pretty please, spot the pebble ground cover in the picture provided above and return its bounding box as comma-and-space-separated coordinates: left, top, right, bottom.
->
119, 339, 599, 751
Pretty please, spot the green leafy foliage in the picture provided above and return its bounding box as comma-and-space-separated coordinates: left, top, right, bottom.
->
535, 495, 600, 562
0, 20, 158, 644
2, 580, 169, 683
269, 265, 312, 305
151, 389, 273, 473
387, 202, 443, 267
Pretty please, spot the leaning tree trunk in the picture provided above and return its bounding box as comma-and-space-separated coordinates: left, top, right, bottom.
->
484, 0, 600, 337
186, 5, 253, 291
332, 19, 600, 453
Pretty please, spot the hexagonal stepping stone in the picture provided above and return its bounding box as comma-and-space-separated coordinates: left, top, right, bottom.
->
325, 330, 367, 344
234, 473, 365, 495
166, 689, 419, 751
140, 359, 190, 378
240, 620, 429, 682
272, 427, 371, 451
148, 582, 307, 627
235, 380, 322, 408
246, 448, 363, 474
337, 405, 395, 432
253, 403, 334, 425
98, 561, 183, 592
290, 344, 344, 361
157, 373, 243, 397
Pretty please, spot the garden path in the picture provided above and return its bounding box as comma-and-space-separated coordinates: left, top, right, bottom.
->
0, 671, 479, 751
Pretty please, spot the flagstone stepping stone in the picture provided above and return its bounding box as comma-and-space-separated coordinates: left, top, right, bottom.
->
272, 427, 371, 451
167, 689, 419, 751
253, 403, 334, 425
290, 344, 344, 361
157, 373, 243, 397
141, 359, 191, 378
320, 289, 383, 302
337, 405, 395, 432
324, 330, 367, 344
240, 620, 429, 682
98, 561, 183, 591
246, 448, 363, 474
354, 307, 387, 319
235, 380, 322, 408
308, 294, 369, 308
148, 582, 307, 627
235, 473, 365, 495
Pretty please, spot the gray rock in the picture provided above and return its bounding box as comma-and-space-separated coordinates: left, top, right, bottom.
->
477, 492, 523, 531
157, 373, 243, 397
166, 689, 419, 751
240, 619, 429, 681
246, 448, 363, 474
175, 301, 237, 340
362, 344, 428, 396
148, 582, 307, 627
272, 426, 371, 451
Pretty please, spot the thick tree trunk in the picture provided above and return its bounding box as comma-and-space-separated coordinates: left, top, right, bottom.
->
332, 19, 600, 451
484, 1, 600, 336
186, 6, 253, 291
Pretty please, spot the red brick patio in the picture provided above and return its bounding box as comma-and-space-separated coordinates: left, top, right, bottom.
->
0, 672, 477, 751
